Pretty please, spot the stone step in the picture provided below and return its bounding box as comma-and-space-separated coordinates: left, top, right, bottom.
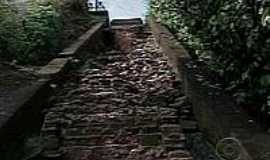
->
40, 24, 196, 160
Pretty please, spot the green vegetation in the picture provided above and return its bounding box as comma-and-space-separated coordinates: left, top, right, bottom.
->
150, 0, 270, 119
0, 2, 25, 62
22, 0, 62, 64
0, 0, 61, 64
0, 0, 95, 65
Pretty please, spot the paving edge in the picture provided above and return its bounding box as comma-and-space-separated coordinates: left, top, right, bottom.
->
147, 17, 191, 80
149, 17, 270, 160
59, 22, 106, 58
0, 22, 107, 147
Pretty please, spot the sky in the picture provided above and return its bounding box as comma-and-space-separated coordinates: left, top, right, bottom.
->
10, 0, 149, 21
89, 0, 149, 20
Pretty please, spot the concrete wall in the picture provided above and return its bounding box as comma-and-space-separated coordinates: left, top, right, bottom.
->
0, 21, 108, 160
149, 17, 270, 160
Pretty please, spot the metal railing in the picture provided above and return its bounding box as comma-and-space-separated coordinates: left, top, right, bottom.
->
87, 0, 105, 11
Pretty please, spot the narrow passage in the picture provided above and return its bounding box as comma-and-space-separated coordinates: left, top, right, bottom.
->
42, 25, 194, 160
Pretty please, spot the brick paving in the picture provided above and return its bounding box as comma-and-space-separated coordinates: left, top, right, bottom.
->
41, 25, 194, 160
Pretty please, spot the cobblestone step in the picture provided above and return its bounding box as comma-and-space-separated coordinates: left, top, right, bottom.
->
41, 24, 194, 160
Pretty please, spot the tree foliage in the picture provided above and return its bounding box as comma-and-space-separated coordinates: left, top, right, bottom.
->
0, 0, 61, 65
150, 0, 270, 116
0, 0, 93, 65
0, 1, 27, 61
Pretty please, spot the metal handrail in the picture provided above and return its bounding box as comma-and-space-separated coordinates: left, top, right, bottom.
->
88, 0, 105, 11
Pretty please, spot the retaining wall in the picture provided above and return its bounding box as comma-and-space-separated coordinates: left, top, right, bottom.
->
0, 21, 108, 159
149, 17, 270, 160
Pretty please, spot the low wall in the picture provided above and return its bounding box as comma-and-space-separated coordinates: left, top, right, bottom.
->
148, 18, 190, 80
0, 21, 108, 159
149, 17, 270, 160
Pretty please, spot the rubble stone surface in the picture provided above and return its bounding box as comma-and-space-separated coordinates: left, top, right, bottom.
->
41, 25, 193, 160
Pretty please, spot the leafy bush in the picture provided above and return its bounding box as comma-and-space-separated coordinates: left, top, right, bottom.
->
0, 0, 61, 65
150, 0, 270, 119
21, 0, 62, 64
0, 2, 27, 61
0, 0, 93, 65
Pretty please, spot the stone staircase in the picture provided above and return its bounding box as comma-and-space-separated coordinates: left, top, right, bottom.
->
41, 24, 195, 160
